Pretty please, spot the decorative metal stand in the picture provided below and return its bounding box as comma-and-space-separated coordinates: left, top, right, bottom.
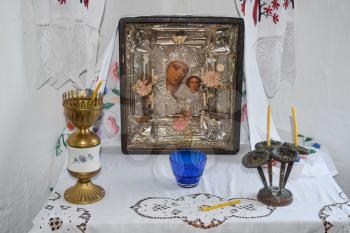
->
255, 141, 282, 187
63, 90, 105, 205
242, 141, 306, 207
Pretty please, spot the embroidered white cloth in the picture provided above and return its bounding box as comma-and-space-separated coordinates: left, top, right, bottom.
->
235, 0, 296, 98
29, 145, 349, 233
32, 0, 106, 89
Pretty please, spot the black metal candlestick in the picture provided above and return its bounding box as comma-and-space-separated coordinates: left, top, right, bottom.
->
255, 140, 282, 187
242, 142, 301, 207
283, 142, 310, 155
242, 149, 270, 189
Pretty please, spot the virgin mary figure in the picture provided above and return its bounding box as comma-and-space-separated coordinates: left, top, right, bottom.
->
154, 60, 189, 116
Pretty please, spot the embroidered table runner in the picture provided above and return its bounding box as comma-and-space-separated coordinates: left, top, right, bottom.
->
29, 145, 350, 233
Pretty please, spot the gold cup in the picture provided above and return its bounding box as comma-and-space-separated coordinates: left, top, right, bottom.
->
63, 90, 105, 204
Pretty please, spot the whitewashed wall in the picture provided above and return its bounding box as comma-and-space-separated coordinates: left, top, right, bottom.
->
270, 0, 350, 195
0, 1, 66, 233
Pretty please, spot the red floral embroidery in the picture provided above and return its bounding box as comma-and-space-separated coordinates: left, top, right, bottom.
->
241, 0, 247, 16
272, 13, 279, 24
83, 0, 89, 9
271, 0, 280, 10
263, 5, 273, 16
57, 0, 89, 9
111, 62, 120, 81
252, 0, 260, 26
107, 116, 120, 135
240, 0, 294, 26
241, 104, 248, 122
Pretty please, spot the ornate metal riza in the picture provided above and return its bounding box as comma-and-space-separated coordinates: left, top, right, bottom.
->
242, 141, 300, 207
119, 16, 244, 154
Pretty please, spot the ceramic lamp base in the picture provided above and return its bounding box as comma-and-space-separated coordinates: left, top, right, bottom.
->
64, 169, 105, 205
257, 186, 292, 207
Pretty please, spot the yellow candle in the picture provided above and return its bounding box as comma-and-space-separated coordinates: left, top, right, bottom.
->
91, 81, 103, 100
291, 107, 298, 146
267, 105, 271, 146
80, 90, 85, 97
200, 200, 241, 212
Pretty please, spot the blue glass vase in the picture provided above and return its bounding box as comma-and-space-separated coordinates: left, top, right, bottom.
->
169, 150, 207, 188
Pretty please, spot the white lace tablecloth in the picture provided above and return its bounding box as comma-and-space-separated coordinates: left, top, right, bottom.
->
29, 145, 350, 233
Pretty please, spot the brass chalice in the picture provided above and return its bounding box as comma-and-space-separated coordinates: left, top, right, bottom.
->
63, 90, 105, 204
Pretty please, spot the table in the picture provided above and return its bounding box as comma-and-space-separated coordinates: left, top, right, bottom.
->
29, 145, 350, 233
